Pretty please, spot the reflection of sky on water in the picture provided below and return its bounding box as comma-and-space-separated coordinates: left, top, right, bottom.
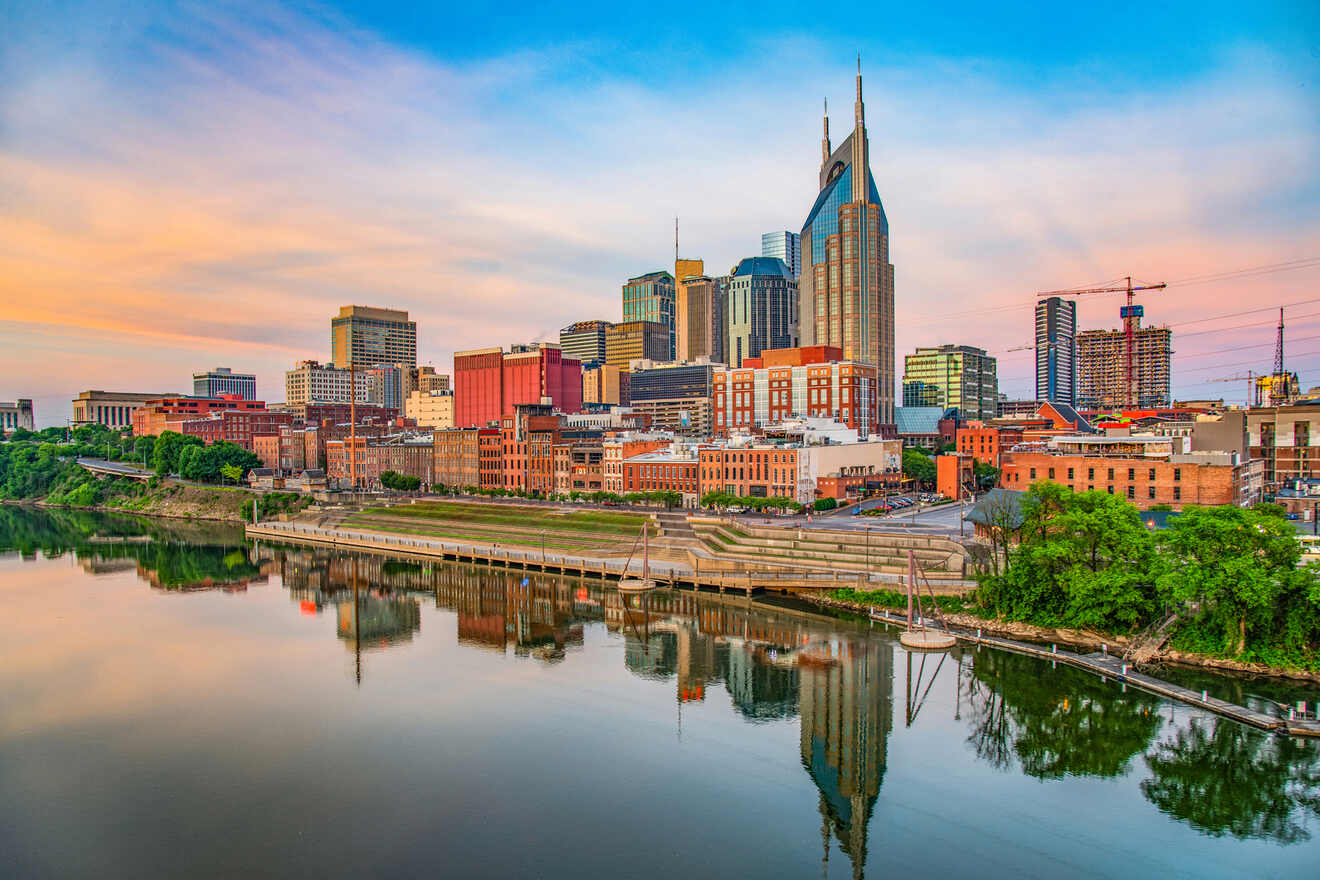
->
2, 508, 1318, 878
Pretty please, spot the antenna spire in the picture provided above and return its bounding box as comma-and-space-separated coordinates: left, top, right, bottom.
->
821, 98, 831, 167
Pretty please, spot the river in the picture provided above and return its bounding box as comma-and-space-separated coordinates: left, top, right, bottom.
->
2, 506, 1317, 878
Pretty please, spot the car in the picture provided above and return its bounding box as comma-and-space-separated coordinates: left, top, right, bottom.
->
1286, 513, 1301, 520
726, 506, 746, 514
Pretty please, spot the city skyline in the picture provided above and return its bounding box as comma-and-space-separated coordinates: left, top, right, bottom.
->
3, 2, 1318, 426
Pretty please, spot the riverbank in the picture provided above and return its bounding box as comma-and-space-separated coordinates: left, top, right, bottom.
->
808, 591, 1320, 684
6, 481, 309, 524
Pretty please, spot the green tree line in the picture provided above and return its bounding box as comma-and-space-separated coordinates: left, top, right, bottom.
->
979, 483, 1320, 668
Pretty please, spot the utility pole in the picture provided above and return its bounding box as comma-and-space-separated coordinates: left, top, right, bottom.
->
349, 362, 358, 493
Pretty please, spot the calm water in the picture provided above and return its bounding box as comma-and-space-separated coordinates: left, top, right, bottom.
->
2, 508, 1318, 879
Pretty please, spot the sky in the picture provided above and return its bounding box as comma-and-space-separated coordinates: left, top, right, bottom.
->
2, 0, 1318, 426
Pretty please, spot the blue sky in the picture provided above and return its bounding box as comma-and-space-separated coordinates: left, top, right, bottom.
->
2, 0, 1318, 424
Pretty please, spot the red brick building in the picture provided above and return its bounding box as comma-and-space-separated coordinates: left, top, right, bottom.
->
623, 447, 700, 502
698, 446, 800, 499
999, 450, 1254, 510
453, 343, 582, 428
713, 350, 879, 436
176, 409, 294, 450
956, 423, 1024, 468
326, 436, 434, 488
132, 394, 271, 438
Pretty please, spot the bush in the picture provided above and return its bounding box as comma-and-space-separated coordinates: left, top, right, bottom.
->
813, 497, 838, 512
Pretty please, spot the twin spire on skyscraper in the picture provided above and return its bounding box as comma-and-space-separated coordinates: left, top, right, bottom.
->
821, 55, 865, 173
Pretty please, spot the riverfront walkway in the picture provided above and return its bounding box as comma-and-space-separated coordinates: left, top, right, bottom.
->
245, 519, 911, 596
869, 607, 1320, 738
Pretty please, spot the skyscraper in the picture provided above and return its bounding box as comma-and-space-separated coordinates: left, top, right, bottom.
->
559, 320, 611, 369
726, 257, 797, 367
676, 273, 728, 364
798, 61, 895, 426
761, 231, 801, 277
331, 305, 417, 368
622, 271, 676, 360
1035, 297, 1077, 405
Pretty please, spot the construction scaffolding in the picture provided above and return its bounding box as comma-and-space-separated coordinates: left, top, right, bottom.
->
1076, 319, 1172, 411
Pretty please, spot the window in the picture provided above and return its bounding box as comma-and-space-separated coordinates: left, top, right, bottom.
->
1128, 468, 1135, 481
1148, 486, 1156, 499
1127, 486, 1135, 499
1067, 468, 1074, 480
1088, 467, 1094, 480
1148, 468, 1156, 481
1048, 468, 1055, 479
1173, 486, 1181, 500
1030, 468, 1037, 479
1108, 468, 1114, 480
1173, 468, 1181, 482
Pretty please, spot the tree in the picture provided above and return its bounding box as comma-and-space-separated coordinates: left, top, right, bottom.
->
1156, 505, 1316, 658
902, 448, 936, 486
978, 484, 1161, 630
972, 460, 1001, 491
152, 431, 203, 475
220, 463, 244, 485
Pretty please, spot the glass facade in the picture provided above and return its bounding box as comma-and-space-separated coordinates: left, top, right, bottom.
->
761, 231, 801, 277
726, 257, 797, 367
901, 345, 998, 420
621, 272, 676, 360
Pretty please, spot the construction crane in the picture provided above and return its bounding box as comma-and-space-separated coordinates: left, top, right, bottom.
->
1207, 371, 1258, 407
1037, 276, 1167, 408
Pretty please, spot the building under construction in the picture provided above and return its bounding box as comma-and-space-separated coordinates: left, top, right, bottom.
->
1076, 318, 1172, 411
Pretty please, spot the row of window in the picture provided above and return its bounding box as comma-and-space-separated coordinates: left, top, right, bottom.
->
1029, 466, 1182, 482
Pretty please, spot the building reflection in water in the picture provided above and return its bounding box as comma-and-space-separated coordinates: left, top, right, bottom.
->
799, 636, 892, 880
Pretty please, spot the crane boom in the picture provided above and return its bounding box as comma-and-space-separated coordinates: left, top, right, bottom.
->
1036, 276, 1167, 409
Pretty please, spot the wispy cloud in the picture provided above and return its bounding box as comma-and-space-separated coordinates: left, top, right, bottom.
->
1, 4, 1316, 421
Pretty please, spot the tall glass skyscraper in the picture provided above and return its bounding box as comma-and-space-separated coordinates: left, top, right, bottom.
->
760, 231, 801, 277
622, 271, 676, 360
1035, 297, 1077, 405
798, 62, 895, 426
726, 257, 797, 367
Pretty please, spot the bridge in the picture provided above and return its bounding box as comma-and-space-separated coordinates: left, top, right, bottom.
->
76, 458, 155, 482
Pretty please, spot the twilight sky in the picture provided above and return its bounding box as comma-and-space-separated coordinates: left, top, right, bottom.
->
2, 0, 1318, 426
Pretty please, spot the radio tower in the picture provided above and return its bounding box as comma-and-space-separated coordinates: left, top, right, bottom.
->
1269, 307, 1286, 406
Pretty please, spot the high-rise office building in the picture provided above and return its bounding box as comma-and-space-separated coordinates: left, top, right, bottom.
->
604, 321, 671, 367
798, 63, 895, 426
761, 231, 801, 277
330, 305, 417, 368
622, 272, 676, 360
285, 360, 371, 407
559, 320, 611, 369
726, 257, 797, 368
676, 275, 723, 363
901, 345, 998, 420
1077, 319, 1172, 410
1035, 297, 1077, 405
192, 367, 256, 400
